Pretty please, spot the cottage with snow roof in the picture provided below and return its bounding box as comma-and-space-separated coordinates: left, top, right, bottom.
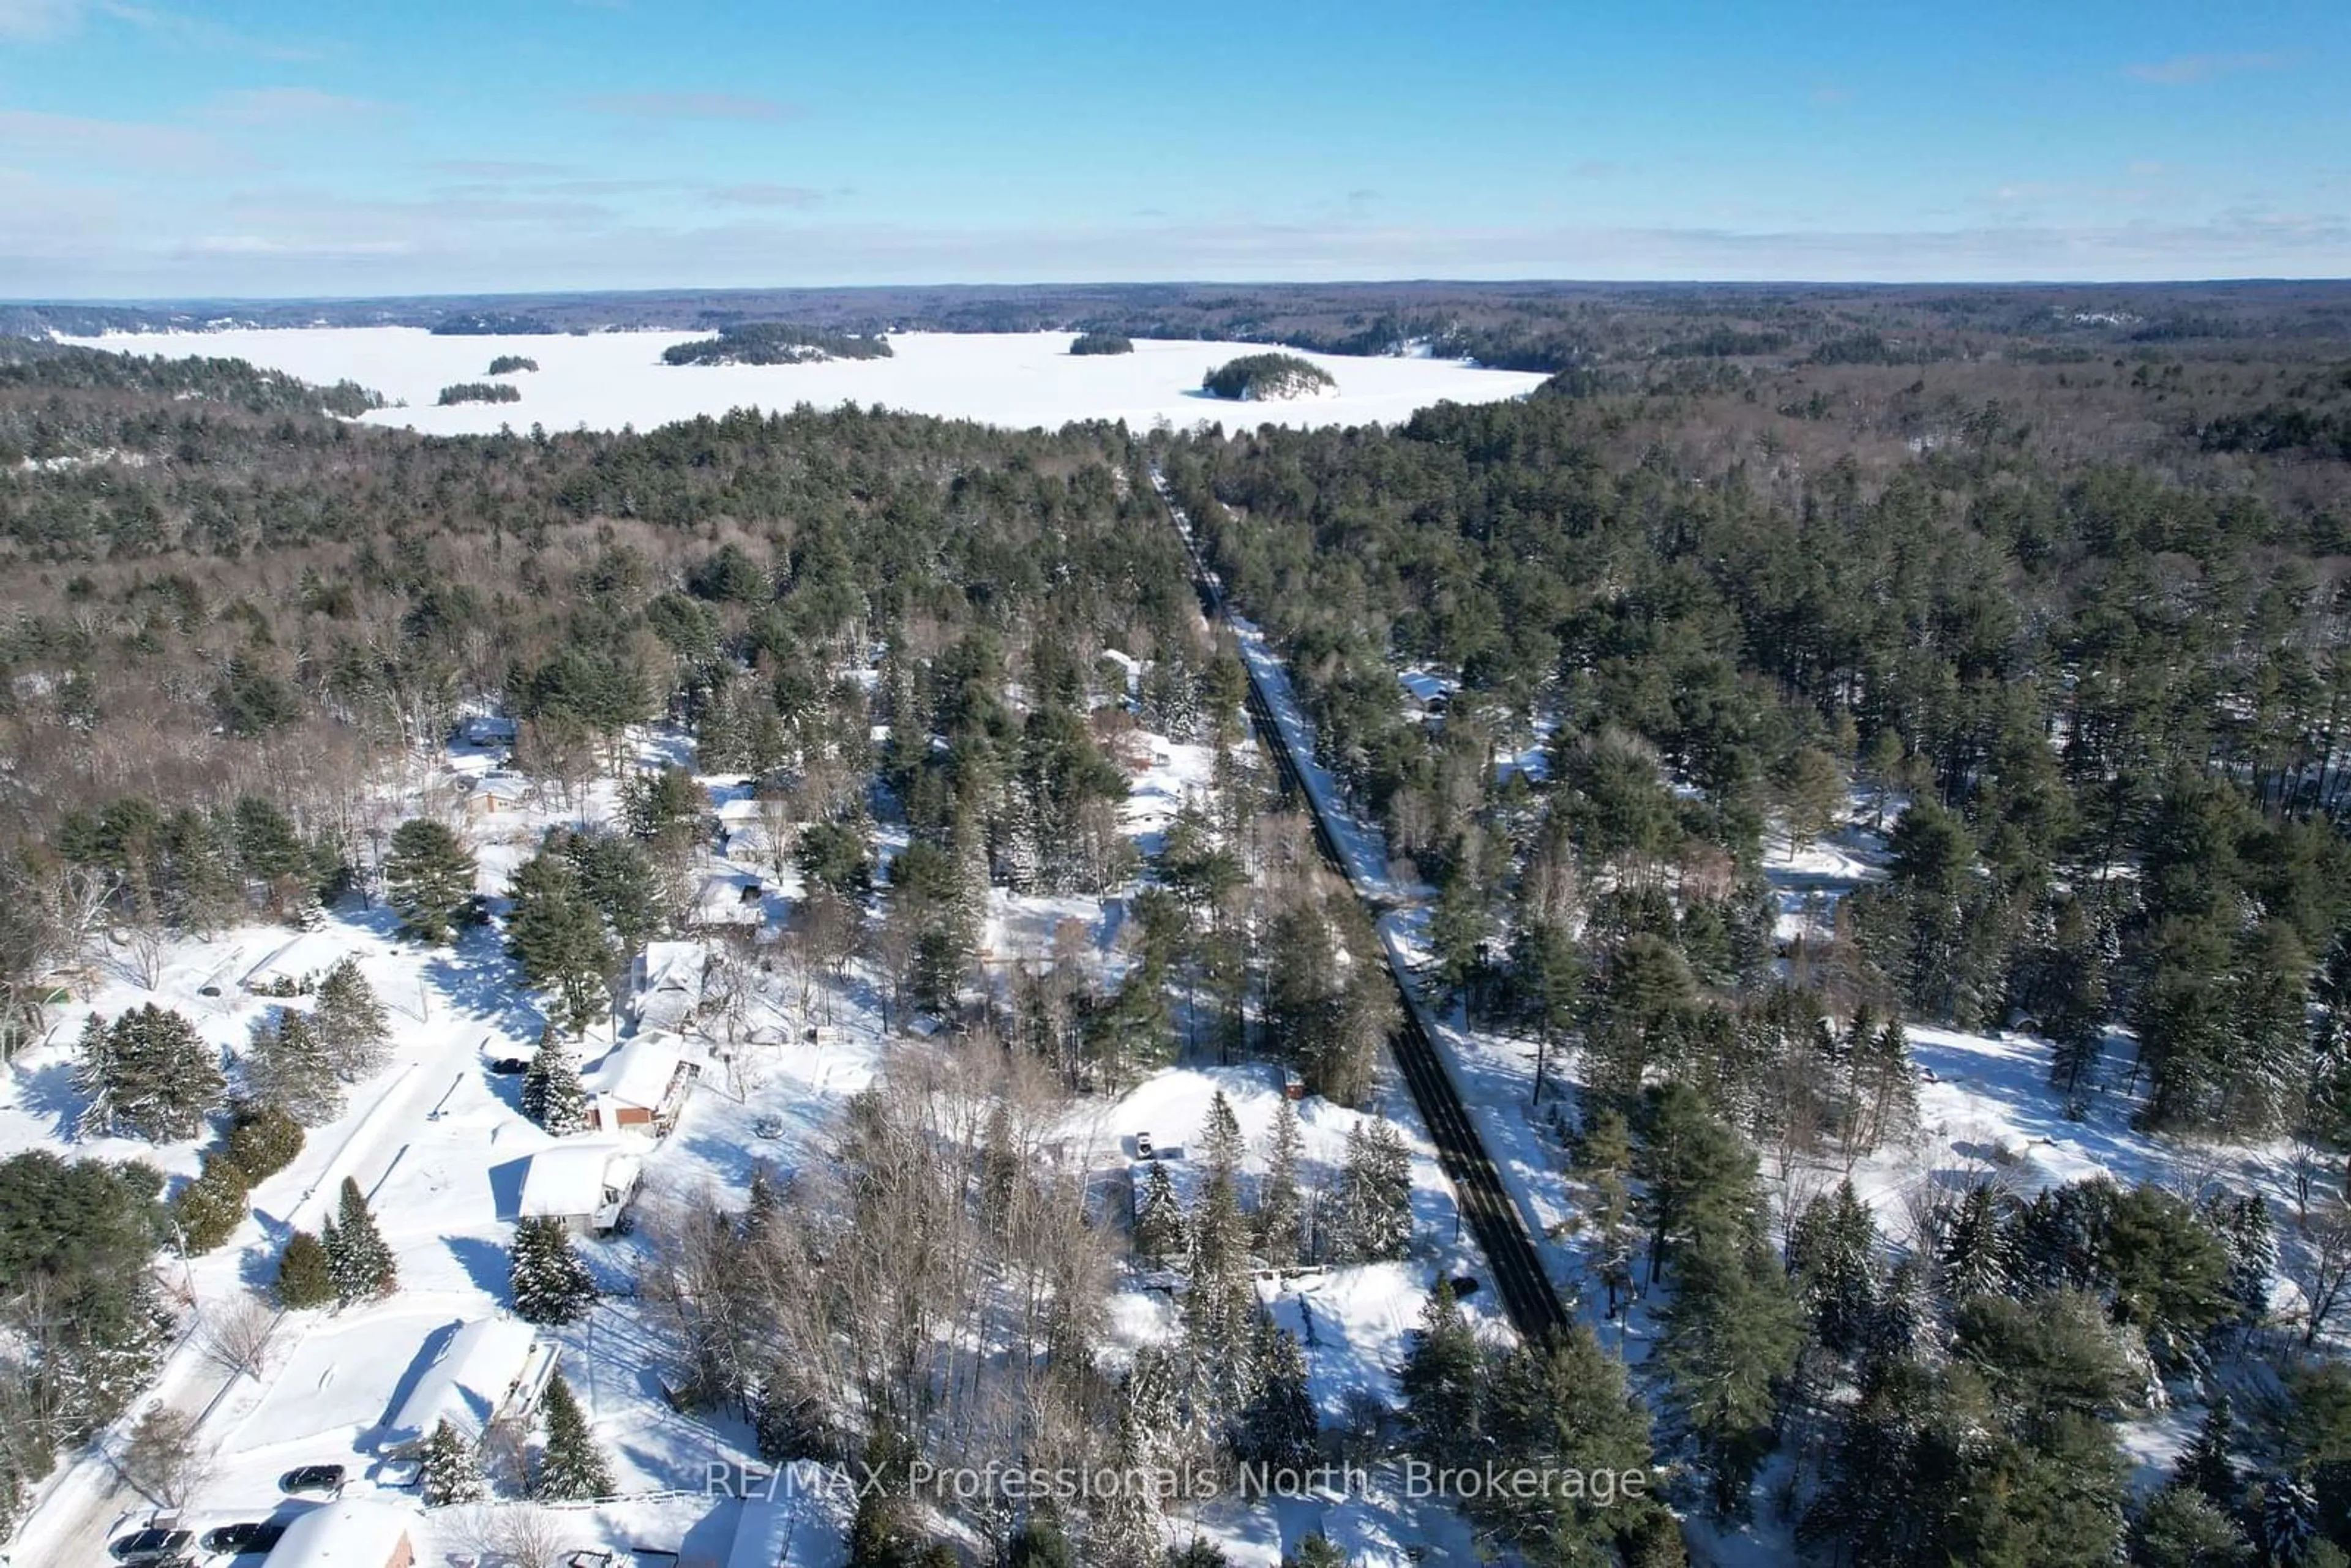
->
380, 1317, 558, 1450
261, 1496, 419, 1568
519, 1141, 645, 1233
583, 1030, 699, 1134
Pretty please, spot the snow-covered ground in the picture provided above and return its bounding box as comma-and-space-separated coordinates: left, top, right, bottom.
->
58, 328, 1554, 436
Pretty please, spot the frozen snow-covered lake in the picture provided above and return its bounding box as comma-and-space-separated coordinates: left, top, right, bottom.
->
61, 327, 1553, 435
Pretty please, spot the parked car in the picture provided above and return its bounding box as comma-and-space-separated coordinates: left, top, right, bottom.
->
108, 1529, 193, 1564
278, 1463, 347, 1495
199, 1522, 286, 1556
486, 1057, 531, 1075
752, 1114, 785, 1140
1134, 1131, 1153, 1160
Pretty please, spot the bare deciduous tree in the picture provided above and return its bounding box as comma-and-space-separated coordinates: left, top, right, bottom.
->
2294, 1199, 2351, 1349
118, 1405, 214, 1509
197, 1292, 281, 1381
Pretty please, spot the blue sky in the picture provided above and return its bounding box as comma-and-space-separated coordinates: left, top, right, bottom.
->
0, 0, 2344, 297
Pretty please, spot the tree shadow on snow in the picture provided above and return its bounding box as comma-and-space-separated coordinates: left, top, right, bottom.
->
442, 1234, 514, 1302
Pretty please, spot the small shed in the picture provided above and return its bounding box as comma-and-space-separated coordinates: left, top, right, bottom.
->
465, 771, 530, 815
519, 1142, 645, 1232
584, 1032, 699, 1134
262, 1497, 419, 1568
381, 1318, 558, 1449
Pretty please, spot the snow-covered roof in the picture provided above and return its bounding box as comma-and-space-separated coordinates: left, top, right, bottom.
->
263, 1497, 419, 1568
635, 942, 708, 1029
715, 797, 770, 824
519, 1142, 643, 1220
696, 871, 764, 926
587, 1031, 691, 1109
381, 1317, 551, 1447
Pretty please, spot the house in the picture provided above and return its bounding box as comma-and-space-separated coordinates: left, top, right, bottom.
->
263, 1498, 419, 1568
380, 1318, 558, 1449
456, 715, 519, 749
632, 941, 709, 1033
519, 1142, 645, 1232
584, 1031, 699, 1133
464, 770, 531, 816
693, 871, 767, 930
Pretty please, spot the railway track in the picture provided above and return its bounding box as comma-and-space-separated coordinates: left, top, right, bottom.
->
1153, 469, 1570, 1343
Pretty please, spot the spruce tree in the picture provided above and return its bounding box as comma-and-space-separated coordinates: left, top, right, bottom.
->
519, 1025, 589, 1135
384, 819, 477, 944
274, 1229, 335, 1308
324, 1176, 396, 1303
1938, 1182, 2014, 1302
2175, 1395, 2241, 1510
1132, 1159, 1187, 1264
311, 957, 390, 1080
1257, 1097, 1305, 1267
533, 1371, 613, 1499
1329, 1118, 1413, 1263
416, 1417, 487, 1506
1235, 1320, 1319, 1471
73, 1005, 225, 1142
510, 1216, 597, 1325
243, 1008, 343, 1125
1786, 1179, 1881, 1356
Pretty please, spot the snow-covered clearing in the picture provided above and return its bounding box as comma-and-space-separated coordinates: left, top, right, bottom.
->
59, 328, 1553, 435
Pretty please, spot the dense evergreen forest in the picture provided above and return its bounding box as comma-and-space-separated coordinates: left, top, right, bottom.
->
3, 283, 2351, 1564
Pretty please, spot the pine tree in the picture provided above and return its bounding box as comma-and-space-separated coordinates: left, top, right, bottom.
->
1235, 1321, 1318, 1471
416, 1417, 487, 1506
1257, 1097, 1305, 1267
223, 1102, 304, 1181
310, 956, 390, 1081
2131, 1485, 2252, 1568
533, 1371, 613, 1499
384, 819, 477, 944
73, 1005, 225, 1142
243, 1008, 343, 1126
1398, 1283, 1481, 1468
1284, 1534, 1346, 1568
1480, 1324, 1665, 1563
274, 1229, 336, 1308
510, 1216, 597, 1325
1132, 1160, 1187, 1265
1329, 1118, 1412, 1264
519, 1025, 589, 1135
324, 1176, 396, 1303
1660, 1234, 1804, 1520
1575, 1108, 1638, 1317
504, 851, 618, 1037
